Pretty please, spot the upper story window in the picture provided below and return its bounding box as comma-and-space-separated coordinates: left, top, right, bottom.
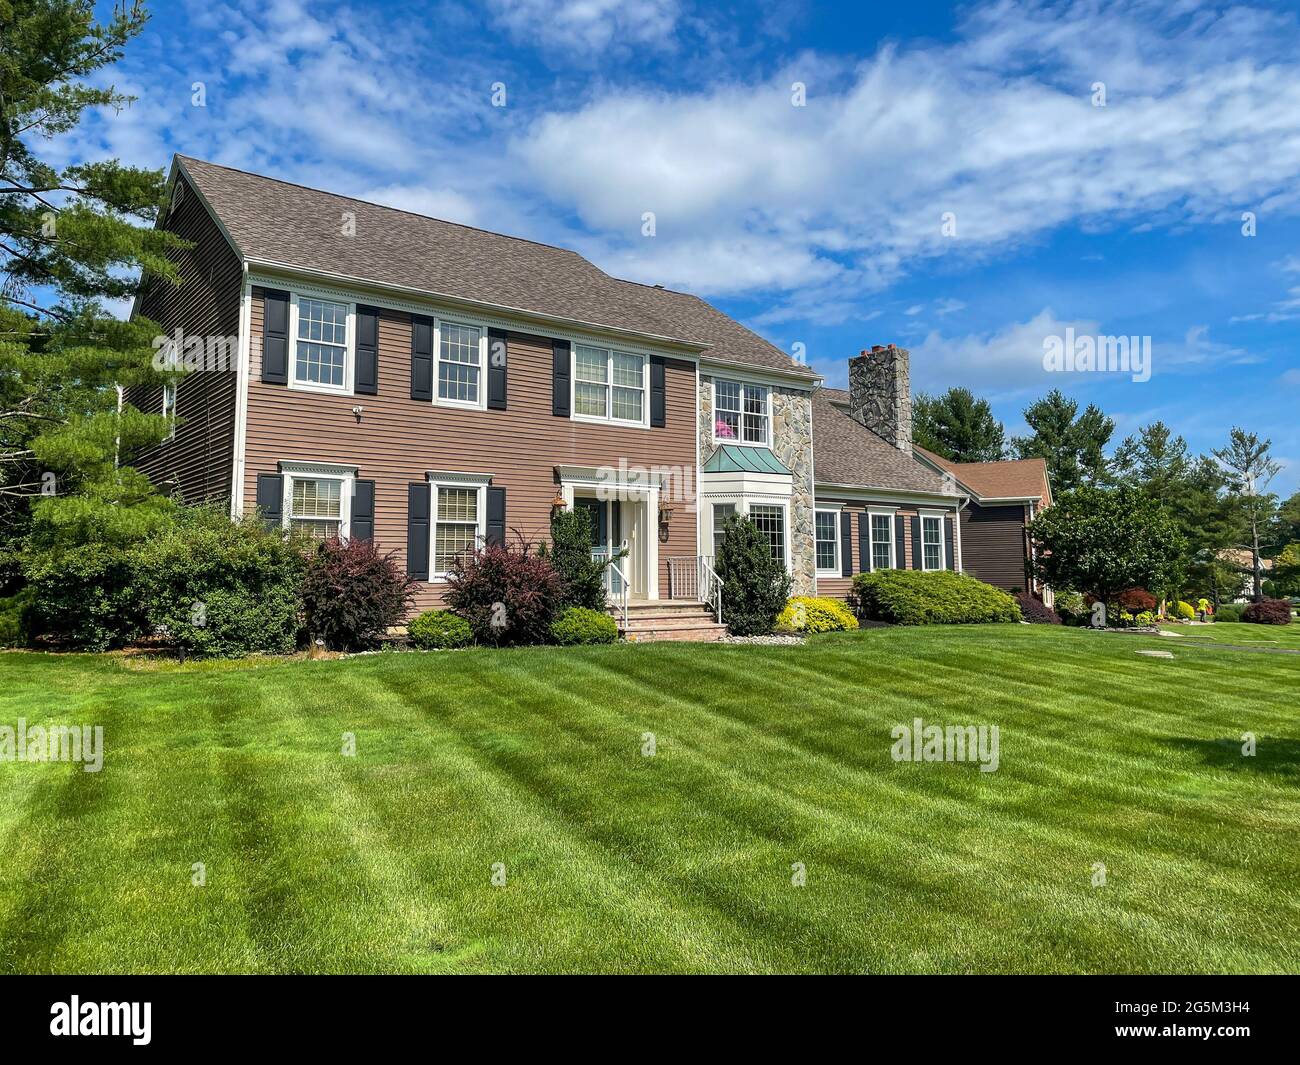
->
438, 321, 484, 406
814, 509, 839, 573
574, 344, 646, 425
293, 296, 350, 391
714, 380, 769, 445
161, 381, 176, 441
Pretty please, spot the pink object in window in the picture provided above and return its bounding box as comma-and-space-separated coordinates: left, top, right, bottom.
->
715, 418, 735, 439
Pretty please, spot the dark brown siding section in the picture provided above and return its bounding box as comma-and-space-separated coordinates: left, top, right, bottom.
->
959, 502, 1030, 590
814, 499, 924, 600
243, 294, 698, 613
129, 174, 241, 506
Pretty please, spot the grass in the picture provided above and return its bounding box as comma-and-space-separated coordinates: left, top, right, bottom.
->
1159, 620, 1300, 648
1, 624, 1297, 974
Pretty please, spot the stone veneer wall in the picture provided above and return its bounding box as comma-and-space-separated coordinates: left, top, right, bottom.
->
697, 374, 817, 596
848, 344, 912, 453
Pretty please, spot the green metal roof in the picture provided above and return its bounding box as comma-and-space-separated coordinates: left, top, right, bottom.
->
701, 444, 792, 476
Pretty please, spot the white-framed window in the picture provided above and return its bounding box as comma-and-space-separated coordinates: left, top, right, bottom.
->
921, 513, 945, 571
437, 319, 485, 408
814, 509, 840, 573
283, 464, 354, 540
573, 343, 646, 425
291, 294, 353, 393
711, 502, 736, 557
429, 475, 488, 579
749, 503, 786, 565
713, 379, 769, 445
870, 510, 895, 571
161, 381, 176, 441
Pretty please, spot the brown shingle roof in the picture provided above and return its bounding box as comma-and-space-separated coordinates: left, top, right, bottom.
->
813, 389, 953, 495
914, 445, 1052, 503
176, 155, 812, 376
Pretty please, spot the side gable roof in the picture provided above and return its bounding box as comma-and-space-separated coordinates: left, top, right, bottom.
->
914, 445, 1052, 504
175, 155, 813, 377
812, 388, 953, 496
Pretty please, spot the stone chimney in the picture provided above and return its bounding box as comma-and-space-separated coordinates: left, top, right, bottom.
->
848, 344, 912, 452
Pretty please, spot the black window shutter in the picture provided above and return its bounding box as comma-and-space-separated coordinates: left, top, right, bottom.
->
945, 516, 955, 570
911, 516, 922, 570
255, 472, 283, 528
355, 306, 379, 395
552, 339, 570, 417
486, 486, 506, 547
487, 328, 508, 410
261, 289, 289, 384
410, 315, 433, 401
649, 355, 666, 428
894, 515, 906, 569
351, 479, 375, 541
406, 483, 430, 580
841, 511, 856, 576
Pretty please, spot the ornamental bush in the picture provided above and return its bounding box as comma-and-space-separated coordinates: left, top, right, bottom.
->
776, 596, 858, 633
714, 515, 792, 636
444, 541, 563, 646
848, 570, 1022, 626
408, 609, 473, 649
1215, 603, 1245, 623
300, 536, 415, 651
1015, 592, 1061, 624
538, 508, 610, 611
1174, 600, 1196, 620
1242, 598, 1293, 625
550, 606, 618, 645
1118, 587, 1156, 613
22, 541, 147, 650
133, 510, 307, 657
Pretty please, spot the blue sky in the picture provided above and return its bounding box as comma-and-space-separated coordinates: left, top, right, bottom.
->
62, 0, 1300, 494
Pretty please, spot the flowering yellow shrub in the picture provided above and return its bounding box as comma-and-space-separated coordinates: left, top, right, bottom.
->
776, 596, 859, 633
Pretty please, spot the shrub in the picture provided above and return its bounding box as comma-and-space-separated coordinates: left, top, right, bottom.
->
1174, 600, 1196, 620
132, 511, 306, 657
445, 541, 563, 646
1118, 587, 1156, 613
22, 541, 147, 650
848, 570, 1022, 626
1215, 603, 1245, 623
1053, 588, 1087, 625
714, 515, 792, 636
1242, 598, 1293, 625
408, 609, 473, 649
776, 596, 858, 633
1015, 592, 1061, 624
301, 537, 415, 651
550, 606, 618, 645
0, 590, 34, 648
538, 508, 609, 610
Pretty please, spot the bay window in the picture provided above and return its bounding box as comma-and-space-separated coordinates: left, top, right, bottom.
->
749, 504, 786, 564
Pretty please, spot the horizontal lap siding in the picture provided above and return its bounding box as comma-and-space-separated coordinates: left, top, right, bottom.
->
813, 499, 922, 600
960, 503, 1029, 590
244, 296, 697, 613
130, 176, 241, 505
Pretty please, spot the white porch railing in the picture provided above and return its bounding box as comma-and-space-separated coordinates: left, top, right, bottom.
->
666, 555, 724, 624
592, 546, 629, 629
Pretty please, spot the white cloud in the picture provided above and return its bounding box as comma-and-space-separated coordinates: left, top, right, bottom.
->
487, 0, 679, 53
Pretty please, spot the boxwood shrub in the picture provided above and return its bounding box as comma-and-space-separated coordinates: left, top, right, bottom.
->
408, 609, 473, 649
847, 570, 1022, 626
550, 606, 618, 645
776, 596, 858, 633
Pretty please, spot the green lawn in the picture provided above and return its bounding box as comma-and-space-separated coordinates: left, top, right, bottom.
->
1159, 620, 1300, 649
1, 625, 1297, 974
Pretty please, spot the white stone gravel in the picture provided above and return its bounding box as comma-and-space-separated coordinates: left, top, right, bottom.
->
720, 633, 805, 645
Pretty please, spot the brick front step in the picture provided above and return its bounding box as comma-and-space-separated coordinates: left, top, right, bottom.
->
614, 600, 727, 643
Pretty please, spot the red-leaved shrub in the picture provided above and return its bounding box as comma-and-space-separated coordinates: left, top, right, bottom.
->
1015, 592, 1061, 624
1118, 587, 1157, 612
444, 541, 563, 646
302, 537, 415, 650
1242, 598, 1293, 625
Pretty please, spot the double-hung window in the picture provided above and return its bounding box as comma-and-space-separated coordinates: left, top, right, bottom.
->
749, 504, 786, 565
870, 512, 894, 571
294, 296, 350, 390
714, 380, 769, 444
574, 344, 645, 424
921, 514, 944, 571
814, 509, 839, 573
438, 321, 484, 406
430, 480, 487, 577
287, 475, 346, 539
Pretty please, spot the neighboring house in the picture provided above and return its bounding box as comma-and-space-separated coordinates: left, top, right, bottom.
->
1215, 548, 1273, 603
913, 446, 1053, 601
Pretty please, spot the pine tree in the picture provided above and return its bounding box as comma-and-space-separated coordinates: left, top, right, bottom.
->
912, 387, 1006, 462
1010, 389, 1113, 494
1212, 428, 1281, 602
